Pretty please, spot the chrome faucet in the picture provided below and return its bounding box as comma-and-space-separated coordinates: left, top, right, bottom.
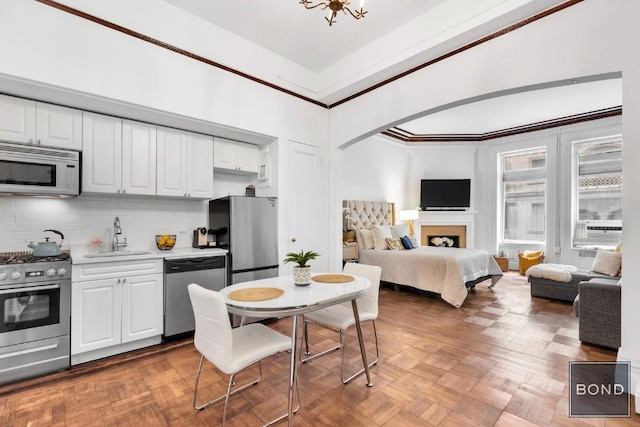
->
112, 216, 128, 252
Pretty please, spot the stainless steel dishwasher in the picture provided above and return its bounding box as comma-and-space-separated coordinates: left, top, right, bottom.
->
164, 256, 226, 339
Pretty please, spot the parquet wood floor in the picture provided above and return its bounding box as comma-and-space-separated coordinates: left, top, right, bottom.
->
1, 272, 638, 426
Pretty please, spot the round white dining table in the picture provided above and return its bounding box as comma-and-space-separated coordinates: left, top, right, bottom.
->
219, 273, 372, 426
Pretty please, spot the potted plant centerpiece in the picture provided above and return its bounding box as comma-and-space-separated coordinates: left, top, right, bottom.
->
284, 250, 320, 286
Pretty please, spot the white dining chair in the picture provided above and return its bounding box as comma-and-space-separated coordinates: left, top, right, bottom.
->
187, 283, 298, 426
300, 263, 382, 384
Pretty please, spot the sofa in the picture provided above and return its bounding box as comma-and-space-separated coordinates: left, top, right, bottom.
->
527, 249, 622, 302
572, 278, 621, 349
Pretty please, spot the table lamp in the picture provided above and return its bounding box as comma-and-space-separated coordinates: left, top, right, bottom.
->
398, 209, 419, 237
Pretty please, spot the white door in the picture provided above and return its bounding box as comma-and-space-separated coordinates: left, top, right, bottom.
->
0, 94, 35, 144
122, 120, 156, 195
286, 141, 329, 273
157, 127, 187, 197
71, 279, 121, 355
121, 273, 163, 343
82, 112, 122, 193
186, 132, 214, 199
35, 102, 82, 150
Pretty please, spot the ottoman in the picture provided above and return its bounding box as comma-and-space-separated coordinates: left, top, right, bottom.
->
527, 264, 614, 302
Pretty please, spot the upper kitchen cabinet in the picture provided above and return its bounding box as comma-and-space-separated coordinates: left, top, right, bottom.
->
157, 127, 213, 199
0, 94, 82, 150
213, 137, 260, 174
36, 102, 83, 150
83, 113, 156, 195
121, 120, 157, 196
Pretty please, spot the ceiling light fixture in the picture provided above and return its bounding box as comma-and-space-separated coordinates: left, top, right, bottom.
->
300, 0, 367, 26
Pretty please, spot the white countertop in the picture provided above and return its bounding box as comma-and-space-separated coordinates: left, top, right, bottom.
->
71, 246, 228, 264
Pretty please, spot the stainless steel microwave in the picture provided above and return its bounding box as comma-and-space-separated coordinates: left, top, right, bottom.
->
0, 141, 80, 197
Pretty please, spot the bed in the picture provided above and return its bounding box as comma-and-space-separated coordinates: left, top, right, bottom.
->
343, 200, 503, 308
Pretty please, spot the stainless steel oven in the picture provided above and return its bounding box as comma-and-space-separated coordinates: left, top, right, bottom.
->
0, 141, 80, 197
0, 252, 71, 385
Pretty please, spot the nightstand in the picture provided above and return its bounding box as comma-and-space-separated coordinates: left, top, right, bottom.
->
493, 255, 510, 272
343, 244, 358, 262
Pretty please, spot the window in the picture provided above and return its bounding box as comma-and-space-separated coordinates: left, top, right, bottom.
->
500, 149, 547, 243
573, 136, 622, 247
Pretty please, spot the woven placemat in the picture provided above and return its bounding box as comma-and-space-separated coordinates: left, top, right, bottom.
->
228, 287, 284, 302
313, 274, 354, 283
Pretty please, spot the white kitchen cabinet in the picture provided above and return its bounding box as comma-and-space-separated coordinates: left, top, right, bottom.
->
214, 137, 260, 174
35, 102, 83, 150
83, 113, 156, 195
0, 95, 35, 144
71, 278, 121, 355
121, 120, 157, 195
157, 127, 213, 199
82, 112, 122, 194
0, 94, 82, 150
71, 259, 163, 364
121, 273, 164, 343
186, 132, 214, 198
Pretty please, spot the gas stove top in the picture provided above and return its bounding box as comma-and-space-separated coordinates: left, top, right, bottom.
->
0, 251, 71, 265
0, 252, 72, 285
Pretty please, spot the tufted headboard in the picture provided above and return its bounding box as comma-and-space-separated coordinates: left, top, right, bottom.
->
343, 200, 395, 231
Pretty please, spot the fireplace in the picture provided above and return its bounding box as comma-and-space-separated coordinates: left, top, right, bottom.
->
421, 225, 467, 248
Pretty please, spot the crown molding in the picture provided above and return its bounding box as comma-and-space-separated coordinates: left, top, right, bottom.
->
381, 106, 622, 143
36, 0, 583, 111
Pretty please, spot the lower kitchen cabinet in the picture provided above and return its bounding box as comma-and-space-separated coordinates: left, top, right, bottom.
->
71, 259, 163, 365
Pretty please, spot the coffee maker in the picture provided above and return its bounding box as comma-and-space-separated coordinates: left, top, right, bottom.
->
192, 227, 208, 248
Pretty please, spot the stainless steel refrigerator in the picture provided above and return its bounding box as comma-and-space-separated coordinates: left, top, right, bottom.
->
209, 196, 279, 286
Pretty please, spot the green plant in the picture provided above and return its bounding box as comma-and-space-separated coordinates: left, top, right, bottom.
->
283, 250, 320, 267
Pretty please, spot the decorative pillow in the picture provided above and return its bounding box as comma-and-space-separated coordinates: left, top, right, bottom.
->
400, 235, 415, 250
591, 250, 622, 277
390, 224, 409, 238
371, 225, 392, 250
357, 229, 374, 250
386, 237, 404, 251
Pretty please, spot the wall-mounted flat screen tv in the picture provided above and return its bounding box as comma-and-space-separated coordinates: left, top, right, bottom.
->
420, 179, 471, 210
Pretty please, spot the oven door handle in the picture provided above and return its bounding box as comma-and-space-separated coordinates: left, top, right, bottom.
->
0, 284, 60, 294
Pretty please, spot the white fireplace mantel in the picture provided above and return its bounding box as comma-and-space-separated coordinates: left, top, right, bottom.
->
415, 210, 476, 248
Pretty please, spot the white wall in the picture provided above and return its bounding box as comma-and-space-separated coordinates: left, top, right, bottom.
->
339, 136, 478, 213
408, 144, 477, 211
340, 136, 409, 208
619, 0, 640, 394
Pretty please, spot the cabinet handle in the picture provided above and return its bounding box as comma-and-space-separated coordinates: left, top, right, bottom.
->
37, 139, 41, 145
122, 278, 126, 284
122, 189, 126, 194
28, 138, 34, 144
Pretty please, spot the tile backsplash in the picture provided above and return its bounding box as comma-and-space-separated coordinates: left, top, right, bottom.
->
0, 194, 209, 252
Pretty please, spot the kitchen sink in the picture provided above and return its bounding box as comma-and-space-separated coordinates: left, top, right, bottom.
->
84, 250, 151, 258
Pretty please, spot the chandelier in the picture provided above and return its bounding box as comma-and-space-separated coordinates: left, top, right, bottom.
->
300, 0, 367, 26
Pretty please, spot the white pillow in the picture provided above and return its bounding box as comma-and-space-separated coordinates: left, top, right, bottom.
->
591, 250, 622, 277
391, 224, 409, 238
371, 225, 392, 250
357, 229, 374, 250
